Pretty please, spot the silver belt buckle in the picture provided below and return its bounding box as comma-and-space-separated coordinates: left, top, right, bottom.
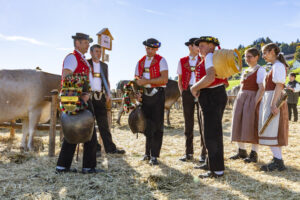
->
144, 88, 158, 96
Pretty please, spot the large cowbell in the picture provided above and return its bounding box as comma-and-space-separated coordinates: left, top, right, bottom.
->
61, 109, 94, 144
128, 105, 146, 134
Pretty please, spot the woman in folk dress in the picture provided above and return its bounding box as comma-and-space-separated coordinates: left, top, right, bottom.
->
259, 43, 289, 172
230, 48, 266, 163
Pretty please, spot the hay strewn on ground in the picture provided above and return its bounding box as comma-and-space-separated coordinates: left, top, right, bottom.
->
0, 107, 299, 200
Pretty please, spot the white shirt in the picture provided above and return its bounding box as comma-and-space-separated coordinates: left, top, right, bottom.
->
63, 50, 92, 79
90, 61, 102, 92
177, 56, 198, 85
241, 66, 266, 84
204, 52, 224, 88
205, 53, 214, 70
271, 60, 286, 84
135, 56, 168, 88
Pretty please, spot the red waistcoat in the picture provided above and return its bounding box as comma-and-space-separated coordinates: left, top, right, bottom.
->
180, 56, 202, 90
137, 54, 165, 88
265, 65, 287, 91
265, 70, 276, 91
199, 57, 228, 88
241, 69, 259, 91
61, 50, 91, 84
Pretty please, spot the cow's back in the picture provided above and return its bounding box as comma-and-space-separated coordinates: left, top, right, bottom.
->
0, 69, 61, 122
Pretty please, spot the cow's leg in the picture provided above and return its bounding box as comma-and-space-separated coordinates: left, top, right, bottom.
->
21, 119, 29, 151
116, 107, 124, 125
27, 109, 41, 151
166, 108, 171, 126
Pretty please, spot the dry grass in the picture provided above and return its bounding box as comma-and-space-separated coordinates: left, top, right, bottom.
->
0, 107, 299, 200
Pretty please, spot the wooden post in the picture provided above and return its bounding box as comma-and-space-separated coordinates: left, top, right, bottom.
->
49, 89, 58, 157
10, 120, 16, 138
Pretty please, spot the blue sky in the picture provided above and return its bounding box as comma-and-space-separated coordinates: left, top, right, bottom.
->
0, 0, 299, 88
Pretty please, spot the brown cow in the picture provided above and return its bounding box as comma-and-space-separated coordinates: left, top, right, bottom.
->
0, 69, 61, 151
116, 79, 180, 126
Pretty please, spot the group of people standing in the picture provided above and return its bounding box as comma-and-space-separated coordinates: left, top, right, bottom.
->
56, 32, 294, 179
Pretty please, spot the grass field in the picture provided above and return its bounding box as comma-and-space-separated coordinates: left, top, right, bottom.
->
0, 107, 299, 200
228, 77, 300, 105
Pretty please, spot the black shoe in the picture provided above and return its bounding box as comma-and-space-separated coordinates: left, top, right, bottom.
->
244, 150, 258, 163
149, 157, 159, 165
194, 163, 209, 170
55, 168, 78, 174
108, 149, 126, 154
82, 168, 105, 174
199, 171, 224, 179
230, 148, 248, 160
199, 155, 206, 163
141, 155, 150, 161
179, 154, 193, 162
260, 157, 286, 172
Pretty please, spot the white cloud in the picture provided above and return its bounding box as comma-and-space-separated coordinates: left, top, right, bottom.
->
56, 47, 73, 51
143, 9, 166, 16
0, 33, 49, 46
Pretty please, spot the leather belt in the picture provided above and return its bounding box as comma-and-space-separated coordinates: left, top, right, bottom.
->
93, 73, 101, 78
144, 87, 163, 96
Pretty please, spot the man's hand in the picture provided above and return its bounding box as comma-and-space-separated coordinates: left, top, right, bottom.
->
190, 86, 200, 98
136, 77, 149, 86
81, 94, 89, 103
135, 93, 142, 102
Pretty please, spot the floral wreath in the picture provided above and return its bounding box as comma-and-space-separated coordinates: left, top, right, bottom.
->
60, 73, 91, 115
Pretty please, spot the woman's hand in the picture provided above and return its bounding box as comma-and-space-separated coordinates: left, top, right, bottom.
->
271, 105, 279, 115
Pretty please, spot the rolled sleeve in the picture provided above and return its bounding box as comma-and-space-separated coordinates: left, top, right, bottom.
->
177, 61, 182, 75
135, 62, 139, 77
272, 62, 286, 84
63, 54, 77, 72
159, 57, 168, 72
205, 53, 214, 70
256, 67, 266, 84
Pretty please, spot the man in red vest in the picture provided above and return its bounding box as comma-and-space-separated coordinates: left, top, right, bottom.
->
177, 38, 206, 163
56, 33, 103, 174
135, 38, 168, 165
191, 36, 228, 178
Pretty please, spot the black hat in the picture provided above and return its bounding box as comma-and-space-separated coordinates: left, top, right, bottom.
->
143, 38, 161, 48
185, 38, 198, 46
72, 33, 93, 43
194, 36, 220, 46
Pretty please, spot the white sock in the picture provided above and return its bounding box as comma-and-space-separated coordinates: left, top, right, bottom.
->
251, 144, 259, 152
56, 166, 66, 170
270, 147, 282, 159
237, 142, 246, 150
214, 171, 224, 175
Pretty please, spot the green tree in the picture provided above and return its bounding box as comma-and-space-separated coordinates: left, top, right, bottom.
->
295, 46, 300, 61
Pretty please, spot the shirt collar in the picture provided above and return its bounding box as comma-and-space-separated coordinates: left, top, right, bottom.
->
75, 49, 85, 58
189, 55, 197, 61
